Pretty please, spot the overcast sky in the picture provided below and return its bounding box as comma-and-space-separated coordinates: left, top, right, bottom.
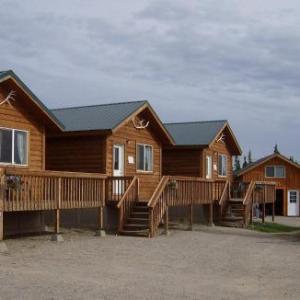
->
1, 0, 300, 160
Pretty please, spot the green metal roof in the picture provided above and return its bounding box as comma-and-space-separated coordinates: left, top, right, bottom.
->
164, 120, 227, 146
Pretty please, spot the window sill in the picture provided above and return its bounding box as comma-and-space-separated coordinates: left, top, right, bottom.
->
0, 163, 28, 168
136, 170, 154, 175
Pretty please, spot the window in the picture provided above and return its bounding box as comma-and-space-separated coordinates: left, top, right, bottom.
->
206, 155, 212, 179
265, 166, 285, 178
289, 191, 298, 204
218, 154, 227, 177
0, 128, 28, 165
137, 144, 153, 172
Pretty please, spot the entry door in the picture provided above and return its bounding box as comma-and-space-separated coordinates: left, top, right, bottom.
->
206, 156, 212, 179
288, 190, 300, 216
113, 144, 124, 194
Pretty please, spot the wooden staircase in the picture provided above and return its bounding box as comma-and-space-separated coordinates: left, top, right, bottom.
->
221, 198, 245, 228
119, 202, 150, 237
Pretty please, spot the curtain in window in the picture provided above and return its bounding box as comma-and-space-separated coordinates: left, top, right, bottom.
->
14, 131, 27, 165
145, 146, 152, 171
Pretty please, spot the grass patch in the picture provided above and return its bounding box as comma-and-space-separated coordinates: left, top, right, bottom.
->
249, 222, 300, 233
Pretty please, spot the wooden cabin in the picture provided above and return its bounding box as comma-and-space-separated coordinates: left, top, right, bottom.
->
163, 121, 242, 180
236, 153, 300, 217
0, 71, 106, 239
46, 101, 174, 201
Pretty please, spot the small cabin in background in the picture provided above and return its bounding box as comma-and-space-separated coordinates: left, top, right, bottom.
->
163, 121, 242, 180
236, 153, 300, 217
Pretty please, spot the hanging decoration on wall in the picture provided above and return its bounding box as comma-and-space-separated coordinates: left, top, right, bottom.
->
0, 90, 16, 107
132, 117, 149, 129
216, 133, 226, 144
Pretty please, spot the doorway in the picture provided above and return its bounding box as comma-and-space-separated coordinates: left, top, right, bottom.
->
275, 189, 284, 216
113, 144, 124, 194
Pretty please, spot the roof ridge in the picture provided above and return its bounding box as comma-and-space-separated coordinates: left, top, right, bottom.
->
164, 120, 227, 125
51, 100, 148, 111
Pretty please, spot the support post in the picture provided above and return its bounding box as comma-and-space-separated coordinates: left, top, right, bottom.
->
262, 186, 266, 224
0, 169, 5, 241
96, 206, 106, 237
52, 177, 63, 242
189, 204, 193, 230
209, 202, 213, 226
272, 200, 275, 222
164, 206, 169, 235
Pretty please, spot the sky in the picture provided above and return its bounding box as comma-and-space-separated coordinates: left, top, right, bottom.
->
1, 0, 300, 160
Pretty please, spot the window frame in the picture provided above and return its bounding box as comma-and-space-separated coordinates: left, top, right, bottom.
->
0, 127, 29, 167
265, 165, 286, 179
136, 143, 153, 173
206, 155, 212, 179
218, 154, 227, 177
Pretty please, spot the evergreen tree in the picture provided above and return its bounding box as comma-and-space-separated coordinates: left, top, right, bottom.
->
234, 156, 241, 171
247, 150, 253, 164
290, 156, 294, 162
274, 144, 280, 154
242, 156, 248, 168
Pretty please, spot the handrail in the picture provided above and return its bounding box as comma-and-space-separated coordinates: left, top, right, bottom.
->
5, 168, 107, 179
219, 180, 230, 206
243, 181, 255, 205
117, 176, 138, 209
148, 176, 170, 208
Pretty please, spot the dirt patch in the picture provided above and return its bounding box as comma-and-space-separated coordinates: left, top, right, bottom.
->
1, 226, 300, 299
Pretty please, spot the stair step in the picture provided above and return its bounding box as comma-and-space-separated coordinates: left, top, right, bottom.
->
124, 223, 149, 230
223, 216, 244, 222
127, 217, 149, 224
131, 212, 149, 217
134, 202, 149, 207
133, 206, 149, 212
119, 229, 149, 237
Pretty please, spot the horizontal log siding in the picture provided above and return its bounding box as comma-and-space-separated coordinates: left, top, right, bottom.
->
239, 156, 300, 216
46, 135, 106, 173
107, 117, 162, 200
0, 86, 44, 170
162, 149, 202, 177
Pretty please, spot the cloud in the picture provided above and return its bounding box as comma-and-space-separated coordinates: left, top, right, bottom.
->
0, 0, 300, 158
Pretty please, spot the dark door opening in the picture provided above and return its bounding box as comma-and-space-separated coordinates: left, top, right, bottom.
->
275, 189, 284, 216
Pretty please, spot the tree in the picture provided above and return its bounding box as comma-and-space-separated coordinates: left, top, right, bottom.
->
234, 156, 241, 171
290, 156, 295, 162
274, 144, 280, 154
242, 156, 248, 168
247, 150, 253, 164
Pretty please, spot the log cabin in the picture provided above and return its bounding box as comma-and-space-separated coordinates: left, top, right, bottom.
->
236, 153, 300, 217
163, 120, 242, 180
0, 70, 276, 239
0, 70, 106, 239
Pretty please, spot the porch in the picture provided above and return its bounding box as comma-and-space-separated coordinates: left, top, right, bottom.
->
0, 169, 277, 239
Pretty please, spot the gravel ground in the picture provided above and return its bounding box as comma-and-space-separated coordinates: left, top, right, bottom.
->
1, 225, 300, 300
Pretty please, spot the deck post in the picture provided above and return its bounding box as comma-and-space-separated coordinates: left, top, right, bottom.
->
272, 200, 275, 222
262, 186, 266, 224
52, 177, 63, 242
0, 169, 5, 241
208, 202, 213, 226
164, 205, 169, 235
189, 204, 193, 230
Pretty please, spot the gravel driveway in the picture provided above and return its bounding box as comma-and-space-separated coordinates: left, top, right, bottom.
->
0, 226, 300, 300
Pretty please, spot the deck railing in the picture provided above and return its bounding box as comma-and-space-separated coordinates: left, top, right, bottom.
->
148, 176, 228, 237
106, 176, 134, 204
2, 168, 107, 212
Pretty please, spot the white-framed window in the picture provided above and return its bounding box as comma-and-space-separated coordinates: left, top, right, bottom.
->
218, 154, 227, 177
265, 166, 285, 178
206, 155, 212, 179
137, 144, 153, 172
0, 127, 28, 166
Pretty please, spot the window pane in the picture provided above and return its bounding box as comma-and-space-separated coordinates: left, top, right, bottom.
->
14, 131, 27, 165
218, 156, 223, 175
0, 129, 12, 163
114, 147, 119, 170
222, 156, 227, 176
218, 155, 227, 176
266, 166, 274, 177
275, 166, 285, 178
145, 146, 152, 171
137, 145, 144, 170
